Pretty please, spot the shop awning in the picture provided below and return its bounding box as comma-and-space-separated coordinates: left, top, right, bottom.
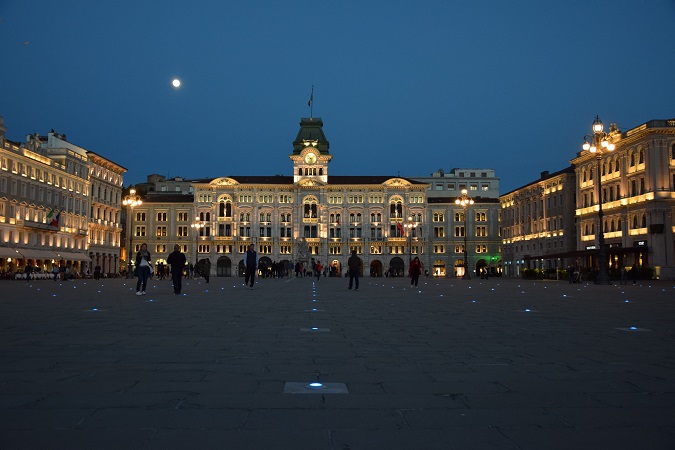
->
14, 248, 59, 260
0, 246, 22, 258
52, 251, 91, 262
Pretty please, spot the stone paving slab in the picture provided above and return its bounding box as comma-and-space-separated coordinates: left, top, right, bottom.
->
1, 276, 674, 449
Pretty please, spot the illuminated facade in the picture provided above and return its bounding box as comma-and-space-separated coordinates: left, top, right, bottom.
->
0, 118, 124, 274
500, 168, 577, 277
131, 118, 433, 277
571, 118, 675, 280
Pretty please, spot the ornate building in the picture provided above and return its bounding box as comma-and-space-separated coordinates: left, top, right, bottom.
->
130, 117, 432, 277
0, 117, 125, 275
571, 118, 675, 280
86, 151, 127, 275
413, 168, 502, 277
499, 168, 577, 277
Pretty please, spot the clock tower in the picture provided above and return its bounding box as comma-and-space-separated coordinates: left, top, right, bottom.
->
290, 117, 332, 183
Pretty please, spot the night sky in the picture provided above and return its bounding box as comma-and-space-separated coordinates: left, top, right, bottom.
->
1, 1, 674, 193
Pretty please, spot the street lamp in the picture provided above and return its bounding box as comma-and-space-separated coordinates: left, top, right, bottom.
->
582, 115, 615, 285
191, 215, 205, 268
122, 188, 142, 278
455, 188, 474, 280
404, 215, 419, 266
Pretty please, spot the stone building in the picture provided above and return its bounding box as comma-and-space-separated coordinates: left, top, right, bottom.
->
0, 117, 125, 276
499, 167, 577, 277
571, 118, 675, 280
129, 117, 431, 278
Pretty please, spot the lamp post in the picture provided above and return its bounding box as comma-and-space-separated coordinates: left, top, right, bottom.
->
122, 188, 141, 278
191, 215, 205, 269
404, 215, 419, 267
582, 115, 615, 285
455, 188, 474, 280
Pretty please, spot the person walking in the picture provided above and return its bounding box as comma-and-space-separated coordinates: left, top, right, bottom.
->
348, 250, 361, 291
315, 261, 323, 281
203, 258, 211, 283
52, 264, 59, 282
135, 243, 152, 296
409, 256, 422, 287
244, 243, 258, 289
167, 244, 187, 295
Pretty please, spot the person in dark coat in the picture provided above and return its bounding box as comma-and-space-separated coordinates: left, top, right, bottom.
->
203, 258, 211, 283
347, 250, 361, 291
167, 244, 187, 294
244, 244, 258, 289
409, 257, 422, 287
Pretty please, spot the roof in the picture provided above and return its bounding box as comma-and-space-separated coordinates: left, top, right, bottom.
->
499, 165, 575, 197
193, 175, 427, 186
292, 117, 330, 155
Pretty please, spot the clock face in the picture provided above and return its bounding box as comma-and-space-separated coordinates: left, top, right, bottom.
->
304, 152, 317, 164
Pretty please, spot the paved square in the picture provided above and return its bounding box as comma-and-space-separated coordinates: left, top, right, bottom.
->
1, 276, 674, 449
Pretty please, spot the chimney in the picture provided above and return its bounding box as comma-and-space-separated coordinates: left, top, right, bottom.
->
540, 170, 549, 179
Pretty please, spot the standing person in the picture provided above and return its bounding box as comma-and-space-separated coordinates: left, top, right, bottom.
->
135, 243, 152, 296
315, 261, 323, 281
244, 244, 258, 289
94, 265, 101, 280
348, 250, 361, 291
409, 256, 422, 287
167, 244, 187, 295
620, 266, 627, 285
203, 258, 211, 283
52, 264, 59, 281
24, 263, 32, 282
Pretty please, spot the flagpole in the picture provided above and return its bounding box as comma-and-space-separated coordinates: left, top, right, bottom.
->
308, 85, 314, 119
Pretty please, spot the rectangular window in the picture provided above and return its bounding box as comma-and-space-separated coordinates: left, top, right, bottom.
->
157, 212, 167, 221
454, 226, 465, 237
135, 226, 146, 237
156, 226, 167, 237
135, 212, 146, 221
178, 226, 189, 237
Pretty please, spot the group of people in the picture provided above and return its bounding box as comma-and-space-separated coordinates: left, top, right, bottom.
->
134, 243, 211, 296
132, 243, 426, 295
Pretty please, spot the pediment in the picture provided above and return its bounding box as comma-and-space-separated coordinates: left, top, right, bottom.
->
296, 178, 326, 187
382, 178, 411, 187
210, 177, 239, 186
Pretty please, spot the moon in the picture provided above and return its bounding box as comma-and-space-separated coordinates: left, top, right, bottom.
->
172, 79, 181, 88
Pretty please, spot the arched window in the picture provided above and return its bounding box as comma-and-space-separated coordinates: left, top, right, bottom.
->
641, 214, 647, 228
389, 200, 403, 218
298, 168, 302, 176
638, 149, 644, 164
629, 152, 635, 167
582, 169, 587, 182
319, 168, 323, 175
632, 215, 638, 229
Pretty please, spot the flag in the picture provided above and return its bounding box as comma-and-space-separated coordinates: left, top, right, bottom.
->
51, 211, 60, 227
46, 208, 54, 219
307, 91, 313, 107
336, 216, 340, 225
397, 222, 405, 237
